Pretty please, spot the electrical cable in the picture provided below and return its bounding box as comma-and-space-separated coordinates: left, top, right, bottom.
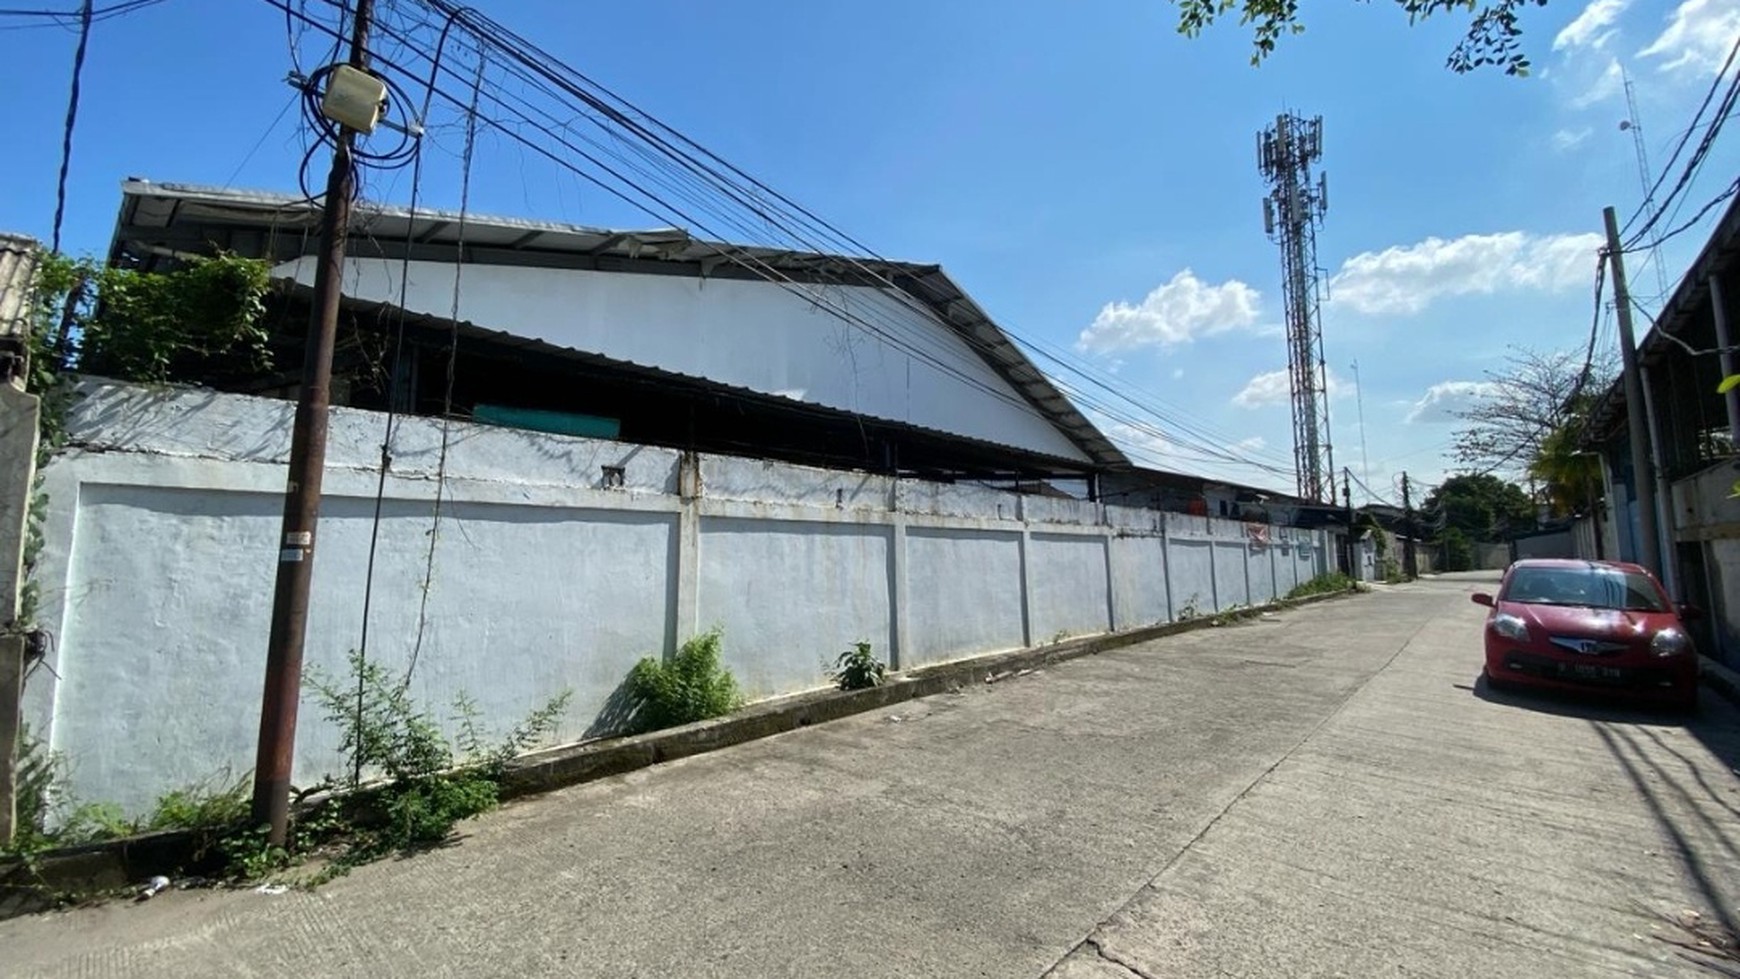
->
48, 0, 91, 254
1621, 33, 1740, 237
1625, 51, 1740, 249
0, 0, 163, 29
1642, 176, 1740, 251
269, 0, 1297, 486
404, 48, 481, 688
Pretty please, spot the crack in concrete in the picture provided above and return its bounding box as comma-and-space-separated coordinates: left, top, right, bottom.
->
1037, 606, 1439, 979
1085, 937, 1161, 979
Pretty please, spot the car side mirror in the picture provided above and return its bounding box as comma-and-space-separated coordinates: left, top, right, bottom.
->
1678, 602, 1706, 622
1471, 593, 1495, 608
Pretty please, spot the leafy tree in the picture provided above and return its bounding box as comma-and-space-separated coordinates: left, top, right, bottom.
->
1170, 0, 1549, 75
1423, 473, 1534, 540
1441, 527, 1476, 572
1527, 420, 1602, 518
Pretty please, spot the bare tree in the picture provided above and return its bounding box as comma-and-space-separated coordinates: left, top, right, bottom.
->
1451, 346, 1616, 480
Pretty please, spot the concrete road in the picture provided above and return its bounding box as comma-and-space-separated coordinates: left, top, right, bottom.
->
4, 575, 1737, 978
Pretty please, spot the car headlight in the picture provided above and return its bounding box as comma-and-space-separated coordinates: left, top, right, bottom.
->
1490, 613, 1529, 642
1651, 628, 1691, 657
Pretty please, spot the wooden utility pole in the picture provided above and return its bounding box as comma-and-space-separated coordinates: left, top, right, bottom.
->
1602, 206, 1662, 579
1401, 472, 1418, 579
251, 0, 374, 846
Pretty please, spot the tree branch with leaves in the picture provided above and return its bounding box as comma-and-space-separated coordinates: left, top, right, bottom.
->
1169, 0, 1551, 74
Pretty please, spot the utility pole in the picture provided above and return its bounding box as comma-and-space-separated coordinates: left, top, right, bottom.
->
1602, 206, 1662, 579
1342, 468, 1355, 578
1401, 472, 1418, 579
1350, 359, 1371, 498
251, 0, 374, 846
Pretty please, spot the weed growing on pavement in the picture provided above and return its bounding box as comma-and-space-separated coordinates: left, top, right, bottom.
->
829, 641, 886, 691
306, 650, 571, 866
626, 629, 743, 732
3, 660, 568, 897
1176, 597, 1202, 622
1286, 572, 1356, 600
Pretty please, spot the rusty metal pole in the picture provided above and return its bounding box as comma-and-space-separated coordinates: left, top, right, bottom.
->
250, 0, 374, 846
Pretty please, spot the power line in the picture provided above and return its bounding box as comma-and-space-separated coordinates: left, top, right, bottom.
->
270, 0, 1296, 484
1621, 33, 1740, 237
1624, 39, 1740, 249
48, 0, 92, 253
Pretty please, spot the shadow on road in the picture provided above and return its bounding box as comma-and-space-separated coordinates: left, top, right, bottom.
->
1469, 673, 1692, 726
1468, 673, 1740, 962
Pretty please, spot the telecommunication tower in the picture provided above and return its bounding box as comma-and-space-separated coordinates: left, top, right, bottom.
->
1258, 113, 1335, 503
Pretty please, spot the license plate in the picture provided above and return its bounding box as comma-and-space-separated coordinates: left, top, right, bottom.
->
1561, 663, 1622, 681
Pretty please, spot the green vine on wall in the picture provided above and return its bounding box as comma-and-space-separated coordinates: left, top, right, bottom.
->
15, 250, 274, 627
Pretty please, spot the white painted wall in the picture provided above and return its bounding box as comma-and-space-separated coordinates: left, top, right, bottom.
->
27, 381, 1328, 814
276, 258, 1090, 464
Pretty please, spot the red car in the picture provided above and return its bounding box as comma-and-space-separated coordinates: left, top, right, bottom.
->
1473, 559, 1700, 713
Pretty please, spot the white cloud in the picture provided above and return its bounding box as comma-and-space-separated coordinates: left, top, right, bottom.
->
1233, 368, 1345, 409
1076, 269, 1262, 353
1555, 0, 1630, 50
1328, 231, 1604, 316
1552, 127, 1593, 151
1640, 0, 1740, 75
1235, 436, 1268, 452
1406, 381, 1503, 423
1570, 58, 1625, 107
1234, 370, 1292, 409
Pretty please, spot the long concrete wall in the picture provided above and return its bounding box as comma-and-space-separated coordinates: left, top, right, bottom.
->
25, 381, 1330, 814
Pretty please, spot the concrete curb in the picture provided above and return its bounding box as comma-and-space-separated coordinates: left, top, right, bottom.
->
1699, 655, 1740, 710
500, 586, 1359, 797
0, 586, 1363, 918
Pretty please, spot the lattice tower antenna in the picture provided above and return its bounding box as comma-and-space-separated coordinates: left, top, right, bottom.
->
1259, 112, 1335, 502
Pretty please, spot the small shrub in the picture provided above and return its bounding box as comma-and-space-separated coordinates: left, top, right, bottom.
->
1287, 572, 1356, 601
9, 724, 62, 852
307, 650, 570, 863
146, 772, 250, 833
829, 641, 886, 691
1176, 598, 1202, 622
626, 630, 742, 732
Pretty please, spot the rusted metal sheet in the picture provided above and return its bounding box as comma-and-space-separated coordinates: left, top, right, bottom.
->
0, 234, 40, 342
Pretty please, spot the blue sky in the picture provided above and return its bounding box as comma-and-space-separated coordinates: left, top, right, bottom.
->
1, 0, 1736, 502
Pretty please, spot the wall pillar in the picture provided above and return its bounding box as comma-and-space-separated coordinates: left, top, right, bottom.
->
1016, 495, 1034, 646
1102, 531, 1119, 631
0, 382, 41, 844
672, 452, 702, 653
1160, 514, 1175, 623
888, 489, 910, 670
1207, 528, 1221, 612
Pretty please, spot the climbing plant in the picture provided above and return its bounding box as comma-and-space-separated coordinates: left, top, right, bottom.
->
31, 251, 274, 385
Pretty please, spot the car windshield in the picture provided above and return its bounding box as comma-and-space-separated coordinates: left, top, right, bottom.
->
1502, 565, 1668, 612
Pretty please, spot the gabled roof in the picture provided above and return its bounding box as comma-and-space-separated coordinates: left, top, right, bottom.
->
111, 180, 1129, 469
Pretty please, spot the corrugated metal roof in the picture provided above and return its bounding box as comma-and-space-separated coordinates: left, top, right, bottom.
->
0, 233, 41, 341
112, 180, 1130, 469
1585, 192, 1740, 441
